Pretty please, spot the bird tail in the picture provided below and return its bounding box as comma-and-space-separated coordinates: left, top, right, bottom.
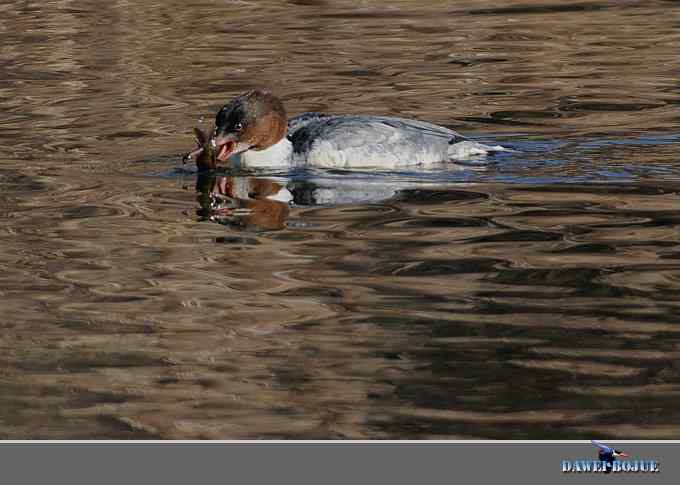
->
447, 139, 514, 160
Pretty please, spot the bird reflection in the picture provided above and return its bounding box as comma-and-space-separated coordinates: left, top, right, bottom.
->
195, 173, 292, 231
194, 172, 420, 231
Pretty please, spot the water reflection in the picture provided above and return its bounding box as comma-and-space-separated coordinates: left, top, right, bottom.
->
195, 173, 291, 231
193, 172, 430, 231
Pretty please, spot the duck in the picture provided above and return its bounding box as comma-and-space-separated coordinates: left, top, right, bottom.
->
188, 89, 509, 170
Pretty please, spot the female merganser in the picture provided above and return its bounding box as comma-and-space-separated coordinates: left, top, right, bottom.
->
190, 89, 508, 170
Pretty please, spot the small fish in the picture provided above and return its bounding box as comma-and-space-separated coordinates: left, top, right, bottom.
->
183, 127, 216, 171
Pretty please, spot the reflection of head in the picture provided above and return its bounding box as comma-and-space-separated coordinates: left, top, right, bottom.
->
196, 173, 290, 231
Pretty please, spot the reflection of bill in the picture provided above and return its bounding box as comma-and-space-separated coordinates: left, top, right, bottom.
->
196, 173, 292, 231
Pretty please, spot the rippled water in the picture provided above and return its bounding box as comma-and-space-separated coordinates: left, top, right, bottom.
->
2, 0, 680, 439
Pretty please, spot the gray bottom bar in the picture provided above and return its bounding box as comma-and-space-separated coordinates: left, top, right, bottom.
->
0, 443, 676, 484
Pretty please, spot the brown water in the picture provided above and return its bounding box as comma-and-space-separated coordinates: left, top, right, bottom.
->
2, 0, 680, 439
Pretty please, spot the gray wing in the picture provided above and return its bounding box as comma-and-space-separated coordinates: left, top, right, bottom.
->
288, 113, 467, 155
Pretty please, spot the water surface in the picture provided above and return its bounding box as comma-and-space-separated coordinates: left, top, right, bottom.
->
2, 0, 680, 439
